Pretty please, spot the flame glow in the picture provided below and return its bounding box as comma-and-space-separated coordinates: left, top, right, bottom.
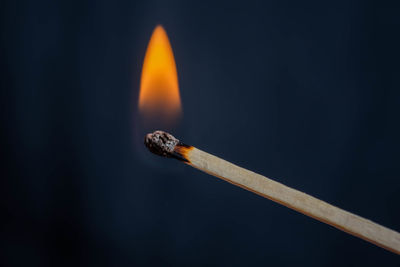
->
138, 25, 181, 122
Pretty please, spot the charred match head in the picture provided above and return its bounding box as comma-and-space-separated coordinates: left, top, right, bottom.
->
144, 130, 192, 162
145, 130, 179, 157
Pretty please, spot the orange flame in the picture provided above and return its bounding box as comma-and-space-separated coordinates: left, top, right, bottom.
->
138, 25, 181, 122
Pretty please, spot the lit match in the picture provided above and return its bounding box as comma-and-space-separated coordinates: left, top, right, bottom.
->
138, 25, 400, 255
145, 130, 400, 255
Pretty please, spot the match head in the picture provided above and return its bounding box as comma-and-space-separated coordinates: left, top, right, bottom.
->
144, 130, 180, 157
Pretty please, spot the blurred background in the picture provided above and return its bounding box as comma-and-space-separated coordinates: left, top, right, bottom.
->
1, 0, 400, 266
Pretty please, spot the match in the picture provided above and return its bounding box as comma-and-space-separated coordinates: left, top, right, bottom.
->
145, 130, 400, 255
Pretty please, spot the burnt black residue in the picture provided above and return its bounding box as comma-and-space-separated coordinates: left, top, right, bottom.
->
144, 131, 180, 157
144, 134, 167, 157
171, 151, 189, 162
171, 143, 192, 163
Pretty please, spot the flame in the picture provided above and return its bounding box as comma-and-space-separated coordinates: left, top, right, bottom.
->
138, 25, 181, 122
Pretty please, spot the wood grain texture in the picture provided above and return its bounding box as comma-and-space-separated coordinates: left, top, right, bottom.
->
185, 147, 400, 254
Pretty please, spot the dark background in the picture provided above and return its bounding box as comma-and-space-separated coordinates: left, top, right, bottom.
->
1, 0, 400, 266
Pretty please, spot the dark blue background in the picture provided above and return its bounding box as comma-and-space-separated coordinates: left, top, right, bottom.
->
1, 0, 399, 266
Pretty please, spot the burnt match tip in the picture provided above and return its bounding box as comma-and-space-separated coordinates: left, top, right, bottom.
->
144, 130, 180, 157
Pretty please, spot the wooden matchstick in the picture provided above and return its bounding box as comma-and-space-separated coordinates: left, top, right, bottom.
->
144, 130, 400, 254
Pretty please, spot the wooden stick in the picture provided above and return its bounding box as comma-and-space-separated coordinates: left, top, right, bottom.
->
145, 130, 400, 254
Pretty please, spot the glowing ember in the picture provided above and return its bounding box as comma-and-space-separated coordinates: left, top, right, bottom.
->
138, 25, 181, 123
